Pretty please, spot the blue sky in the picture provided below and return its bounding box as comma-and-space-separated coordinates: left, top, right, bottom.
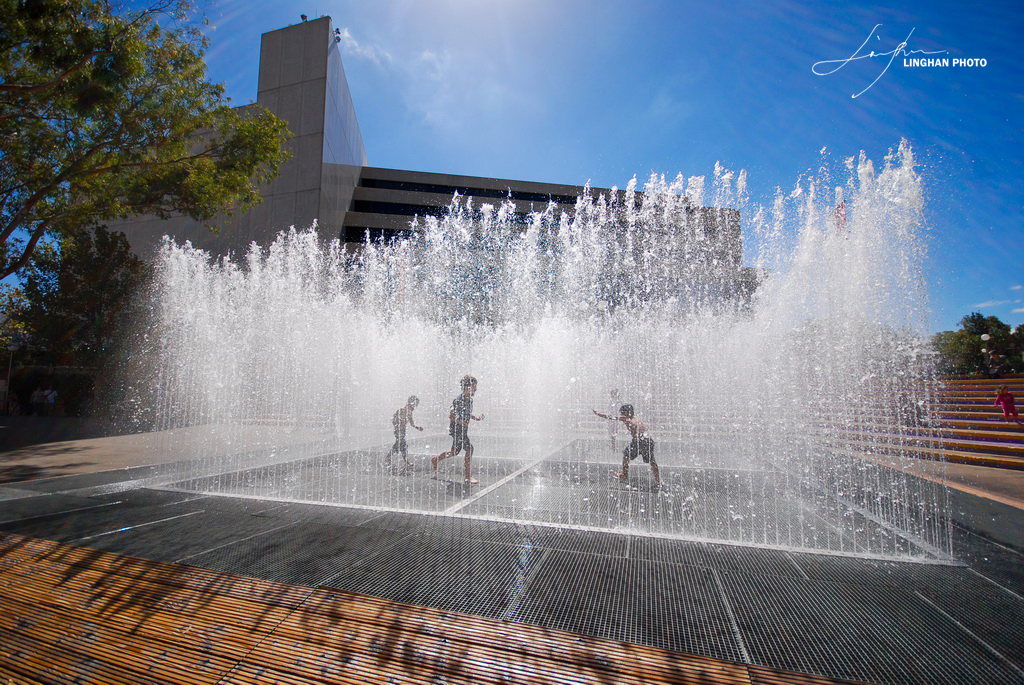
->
197, 0, 1022, 334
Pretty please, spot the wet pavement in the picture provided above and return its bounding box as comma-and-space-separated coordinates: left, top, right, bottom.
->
1, 423, 1023, 684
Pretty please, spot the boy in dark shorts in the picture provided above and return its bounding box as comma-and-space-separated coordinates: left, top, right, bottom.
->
593, 403, 660, 488
385, 395, 423, 469
432, 375, 485, 484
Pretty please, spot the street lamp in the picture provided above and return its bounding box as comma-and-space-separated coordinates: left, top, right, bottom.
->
5, 342, 17, 413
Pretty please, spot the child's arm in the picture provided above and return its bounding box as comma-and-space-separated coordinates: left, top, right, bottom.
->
409, 410, 423, 431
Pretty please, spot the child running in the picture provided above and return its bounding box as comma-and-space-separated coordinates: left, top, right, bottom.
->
385, 395, 424, 469
593, 403, 661, 488
994, 385, 1021, 425
432, 375, 485, 484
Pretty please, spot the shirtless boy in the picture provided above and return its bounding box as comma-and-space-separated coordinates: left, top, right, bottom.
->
593, 403, 660, 488
385, 395, 423, 468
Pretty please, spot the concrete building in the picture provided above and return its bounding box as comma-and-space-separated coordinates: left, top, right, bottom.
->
115, 16, 752, 302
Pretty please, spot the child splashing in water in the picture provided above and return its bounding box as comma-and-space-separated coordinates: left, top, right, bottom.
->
593, 403, 661, 488
385, 395, 424, 469
433, 375, 485, 484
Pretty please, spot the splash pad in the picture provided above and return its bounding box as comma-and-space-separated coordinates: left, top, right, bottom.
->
131, 142, 950, 560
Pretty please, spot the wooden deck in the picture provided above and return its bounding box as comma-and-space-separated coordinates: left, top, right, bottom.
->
0, 532, 864, 684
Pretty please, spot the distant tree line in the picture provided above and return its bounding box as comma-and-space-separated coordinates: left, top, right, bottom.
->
931, 313, 1024, 377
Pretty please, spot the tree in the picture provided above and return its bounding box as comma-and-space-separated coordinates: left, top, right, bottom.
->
0, 0, 291, 279
931, 329, 984, 375
15, 226, 147, 368
931, 312, 1022, 375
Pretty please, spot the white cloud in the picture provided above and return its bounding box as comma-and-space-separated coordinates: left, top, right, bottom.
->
402, 47, 531, 138
972, 300, 1011, 308
1012, 285, 1023, 290
409, 49, 462, 130
337, 27, 392, 66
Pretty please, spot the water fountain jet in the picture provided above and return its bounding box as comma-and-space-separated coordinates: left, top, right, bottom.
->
129, 141, 950, 561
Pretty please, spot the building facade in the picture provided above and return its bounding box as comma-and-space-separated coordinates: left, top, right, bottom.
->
114, 16, 752, 303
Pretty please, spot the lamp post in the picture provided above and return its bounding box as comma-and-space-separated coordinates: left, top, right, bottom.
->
5, 343, 17, 414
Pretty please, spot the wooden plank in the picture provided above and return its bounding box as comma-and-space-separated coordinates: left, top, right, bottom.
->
0, 625, 181, 685
5, 540, 312, 607
0, 556, 301, 631
0, 534, 59, 572
0, 581, 267, 661
0, 558, 306, 663
0, 594, 236, 685
0, 533, 864, 685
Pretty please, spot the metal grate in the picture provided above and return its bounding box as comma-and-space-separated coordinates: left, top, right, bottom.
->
184, 521, 411, 587
949, 524, 1024, 597
324, 534, 542, 620
916, 572, 1024, 674
720, 568, 1021, 684
0, 492, 109, 525
2, 472, 1022, 684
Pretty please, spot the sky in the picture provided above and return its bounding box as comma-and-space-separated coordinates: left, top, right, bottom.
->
195, 0, 1022, 334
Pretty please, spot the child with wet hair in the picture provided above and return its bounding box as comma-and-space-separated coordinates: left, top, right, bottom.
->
593, 403, 660, 488
433, 375, 485, 484
386, 395, 424, 469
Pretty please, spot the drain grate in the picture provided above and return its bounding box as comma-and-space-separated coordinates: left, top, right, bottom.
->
950, 524, 1024, 597
791, 550, 967, 588
720, 567, 1020, 684
916, 574, 1024, 675
184, 521, 410, 587
324, 534, 542, 620
74, 508, 297, 563
0, 493, 112, 526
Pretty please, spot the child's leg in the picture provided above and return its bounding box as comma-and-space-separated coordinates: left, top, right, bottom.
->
650, 459, 661, 487
615, 450, 630, 481
463, 446, 477, 484
432, 449, 453, 471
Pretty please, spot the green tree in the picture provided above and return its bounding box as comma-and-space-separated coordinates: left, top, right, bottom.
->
0, 0, 291, 279
931, 329, 984, 375
15, 226, 147, 368
931, 312, 1019, 375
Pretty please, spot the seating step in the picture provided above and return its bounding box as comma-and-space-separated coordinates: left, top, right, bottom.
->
830, 437, 1024, 470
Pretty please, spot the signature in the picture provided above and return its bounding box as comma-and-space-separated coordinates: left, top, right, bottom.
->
812, 24, 948, 98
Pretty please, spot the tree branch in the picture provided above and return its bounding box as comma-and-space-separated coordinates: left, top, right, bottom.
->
1, 219, 52, 280
0, 50, 108, 94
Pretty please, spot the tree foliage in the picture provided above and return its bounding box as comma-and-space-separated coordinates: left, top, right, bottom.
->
0, 0, 291, 278
931, 312, 1023, 375
5, 226, 147, 368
